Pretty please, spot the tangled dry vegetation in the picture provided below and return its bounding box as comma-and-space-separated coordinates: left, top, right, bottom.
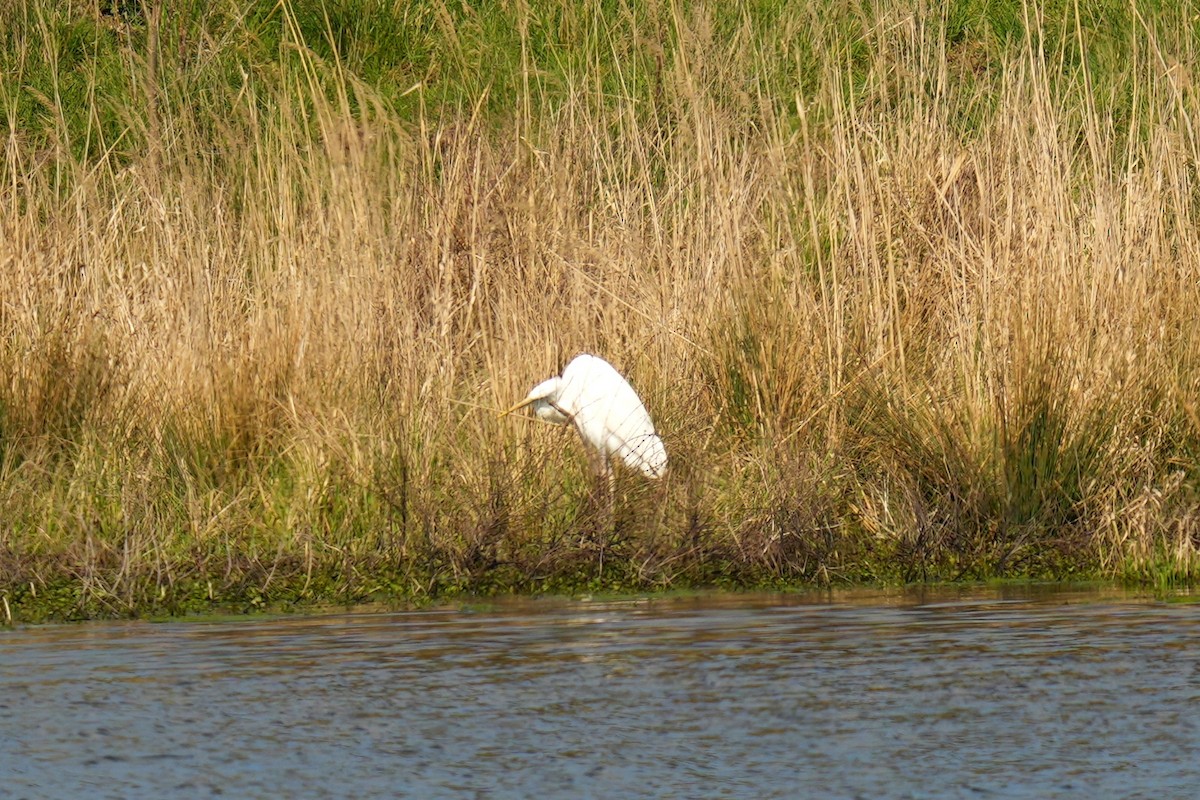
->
2, 1, 1198, 619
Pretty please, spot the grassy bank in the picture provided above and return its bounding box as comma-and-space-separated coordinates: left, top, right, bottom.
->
2, 0, 1199, 622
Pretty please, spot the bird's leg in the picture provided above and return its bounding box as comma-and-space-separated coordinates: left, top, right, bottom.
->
588, 453, 614, 514
604, 461, 615, 524
597, 455, 614, 575
583, 452, 616, 563
597, 457, 615, 578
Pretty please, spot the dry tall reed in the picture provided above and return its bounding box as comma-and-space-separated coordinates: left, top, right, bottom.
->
2, 1, 1198, 618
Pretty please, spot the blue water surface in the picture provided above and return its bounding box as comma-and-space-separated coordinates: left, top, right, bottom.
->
2, 586, 1197, 799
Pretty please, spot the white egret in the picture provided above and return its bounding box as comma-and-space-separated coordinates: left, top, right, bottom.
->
500, 353, 668, 480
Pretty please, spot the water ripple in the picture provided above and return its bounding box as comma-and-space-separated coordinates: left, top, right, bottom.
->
1, 588, 1197, 799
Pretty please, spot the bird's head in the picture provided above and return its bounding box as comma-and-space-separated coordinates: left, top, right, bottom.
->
498, 377, 562, 418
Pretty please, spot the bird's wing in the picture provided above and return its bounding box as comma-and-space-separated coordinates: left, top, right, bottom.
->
562, 354, 667, 478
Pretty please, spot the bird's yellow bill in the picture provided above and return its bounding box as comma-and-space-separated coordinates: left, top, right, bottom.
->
498, 397, 535, 418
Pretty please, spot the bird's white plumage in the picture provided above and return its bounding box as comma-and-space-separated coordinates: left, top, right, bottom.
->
504, 353, 668, 479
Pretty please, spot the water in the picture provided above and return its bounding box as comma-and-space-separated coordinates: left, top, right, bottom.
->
2, 586, 1197, 799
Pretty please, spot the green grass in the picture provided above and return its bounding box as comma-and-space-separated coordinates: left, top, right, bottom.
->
6, 1, 1184, 166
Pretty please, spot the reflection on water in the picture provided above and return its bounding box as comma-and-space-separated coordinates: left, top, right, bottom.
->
2, 586, 1198, 799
